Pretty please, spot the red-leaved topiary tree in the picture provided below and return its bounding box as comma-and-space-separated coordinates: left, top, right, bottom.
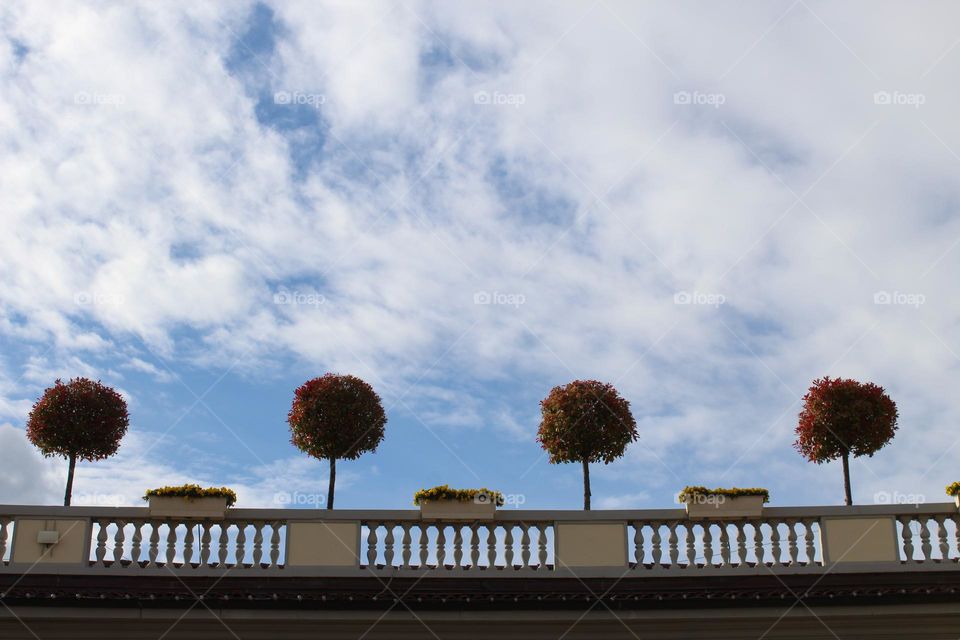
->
288, 374, 387, 510
795, 376, 898, 506
26, 378, 129, 506
537, 380, 638, 510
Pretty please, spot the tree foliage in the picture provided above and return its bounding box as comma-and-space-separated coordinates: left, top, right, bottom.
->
288, 373, 387, 461
26, 377, 129, 462
288, 373, 387, 509
537, 379, 638, 465
794, 376, 898, 463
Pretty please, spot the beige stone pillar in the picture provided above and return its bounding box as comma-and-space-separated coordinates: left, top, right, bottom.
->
11, 519, 89, 564
286, 521, 360, 567
819, 516, 899, 563
555, 522, 627, 568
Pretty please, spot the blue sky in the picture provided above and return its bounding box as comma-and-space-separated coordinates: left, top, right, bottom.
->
1, 1, 960, 510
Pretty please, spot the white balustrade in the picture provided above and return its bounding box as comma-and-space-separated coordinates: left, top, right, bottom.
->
0, 504, 957, 575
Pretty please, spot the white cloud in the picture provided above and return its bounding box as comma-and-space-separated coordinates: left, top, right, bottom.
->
0, 423, 343, 508
1, 1, 959, 508
0, 423, 63, 504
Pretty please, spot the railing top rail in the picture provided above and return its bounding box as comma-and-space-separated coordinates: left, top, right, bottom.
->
0, 502, 956, 520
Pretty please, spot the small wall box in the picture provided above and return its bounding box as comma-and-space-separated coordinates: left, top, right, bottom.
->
37, 530, 60, 544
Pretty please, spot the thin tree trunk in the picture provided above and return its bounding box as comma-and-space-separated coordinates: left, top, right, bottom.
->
327, 457, 336, 510
582, 459, 591, 511
64, 454, 76, 507
841, 451, 852, 506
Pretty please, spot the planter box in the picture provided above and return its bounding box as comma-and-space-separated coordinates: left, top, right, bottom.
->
419, 499, 495, 521
685, 494, 764, 519
148, 496, 229, 519
955, 495, 960, 509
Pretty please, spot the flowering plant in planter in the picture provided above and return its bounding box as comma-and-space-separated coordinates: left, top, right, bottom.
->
144, 484, 238, 505
677, 486, 770, 504
414, 485, 504, 520
144, 484, 237, 518
946, 482, 960, 507
678, 486, 769, 518
413, 485, 504, 506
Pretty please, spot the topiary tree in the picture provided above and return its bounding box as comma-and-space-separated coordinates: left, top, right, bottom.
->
288, 373, 387, 510
26, 378, 129, 506
794, 376, 898, 506
537, 379, 638, 510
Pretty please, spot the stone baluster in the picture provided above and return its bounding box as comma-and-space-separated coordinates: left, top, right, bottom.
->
130, 521, 142, 567
935, 516, 949, 561
419, 524, 429, 567
183, 524, 195, 566
218, 524, 229, 567
367, 523, 379, 568
919, 516, 932, 561
165, 522, 177, 567
469, 524, 480, 569
685, 523, 696, 568
537, 524, 549, 569
199, 523, 212, 567
453, 525, 464, 568
633, 523, 645, 569
235, 523, 246, 568
95, 520, 108, 566
803, 519, 817, 565
111, 520, 125, 569
486, 524, 497, 568
401, 523, 412, 569
753, 522, 765, 567
702, 523, 713, 568
520, 525, 531, 568
385, 523, 396, 568
719, 523, 731, 566
436, 525, 446, 568
651, 522, 663, 566
899, 516, 914, 561
735, 521, 748, 567
667, 521, 679, 567
269, 522, 281, 567
147, 522, 160, 568
786, 519, 798, 565
770, 521, 782, 567
252, 522, 264, 567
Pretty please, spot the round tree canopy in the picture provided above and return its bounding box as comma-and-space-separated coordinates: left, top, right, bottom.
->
26, 378, 129, 461
794, 376, 898, 463
537, 379, 638, 464
288, 373, 387, 461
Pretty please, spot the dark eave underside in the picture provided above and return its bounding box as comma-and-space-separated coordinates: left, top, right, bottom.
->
2, 570, 959, 611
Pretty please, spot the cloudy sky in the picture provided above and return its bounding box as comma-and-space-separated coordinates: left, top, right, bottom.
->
1, 0, 958, 511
